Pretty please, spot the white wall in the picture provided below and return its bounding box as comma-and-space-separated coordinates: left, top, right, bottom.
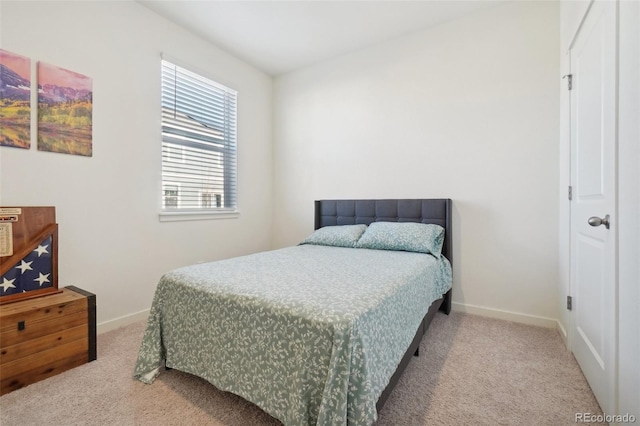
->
0, 1, 273, 327
273, 2, 560, 324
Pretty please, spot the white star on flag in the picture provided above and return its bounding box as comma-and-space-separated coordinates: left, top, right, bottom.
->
34, 244, 49, 257
34, 273, 51, 286
1, 278, 16, 292
15, 260, 34, 273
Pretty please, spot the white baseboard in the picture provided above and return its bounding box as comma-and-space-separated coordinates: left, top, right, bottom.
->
451, 302, 558, 328
556, 320, 569, 346
97, 304, 562, 334
97, 309, 150, 335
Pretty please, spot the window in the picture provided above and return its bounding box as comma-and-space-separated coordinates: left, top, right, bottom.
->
160, 59, 237, 214
163, 184, 179, 208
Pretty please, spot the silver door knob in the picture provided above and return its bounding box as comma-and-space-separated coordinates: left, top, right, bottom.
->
588, 214, 610, 229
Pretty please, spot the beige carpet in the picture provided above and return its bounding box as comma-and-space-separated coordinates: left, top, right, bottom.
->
0, 312, 604, 426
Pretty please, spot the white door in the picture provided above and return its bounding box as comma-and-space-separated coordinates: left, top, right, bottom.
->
569, 0, 617, 414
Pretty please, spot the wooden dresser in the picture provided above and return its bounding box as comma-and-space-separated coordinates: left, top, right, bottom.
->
0, 286, 96, 395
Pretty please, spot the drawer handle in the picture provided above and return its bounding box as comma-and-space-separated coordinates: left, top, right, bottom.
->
17, 321, 25, 331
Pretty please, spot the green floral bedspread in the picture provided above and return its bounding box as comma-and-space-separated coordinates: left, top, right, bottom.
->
134, 245, 452, 426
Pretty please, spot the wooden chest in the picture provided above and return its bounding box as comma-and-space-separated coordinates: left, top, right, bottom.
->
0, 286, 96, 395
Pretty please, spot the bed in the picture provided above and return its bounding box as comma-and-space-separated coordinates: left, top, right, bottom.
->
134, 198, 453, 425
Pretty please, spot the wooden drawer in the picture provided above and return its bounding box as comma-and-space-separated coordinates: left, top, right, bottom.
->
0, 286, 96, 395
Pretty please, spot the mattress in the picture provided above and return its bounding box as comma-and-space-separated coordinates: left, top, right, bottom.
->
134, 244, 452, 425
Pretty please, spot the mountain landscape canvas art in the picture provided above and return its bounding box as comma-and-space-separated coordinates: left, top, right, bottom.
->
37, 62, 92, 156
0, 49, 31, 149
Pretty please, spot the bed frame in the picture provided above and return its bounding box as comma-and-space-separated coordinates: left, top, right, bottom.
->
314, 198, 452, 412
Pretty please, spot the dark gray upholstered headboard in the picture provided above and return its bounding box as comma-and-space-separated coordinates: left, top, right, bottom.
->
314, 199, 452, 264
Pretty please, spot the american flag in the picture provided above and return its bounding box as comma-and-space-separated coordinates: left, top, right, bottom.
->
0, 235, 53, 296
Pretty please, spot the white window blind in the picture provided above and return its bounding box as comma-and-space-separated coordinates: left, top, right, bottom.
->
161, 59, 237, 212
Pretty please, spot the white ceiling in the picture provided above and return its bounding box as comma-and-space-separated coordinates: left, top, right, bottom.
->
140, 1, 503, 76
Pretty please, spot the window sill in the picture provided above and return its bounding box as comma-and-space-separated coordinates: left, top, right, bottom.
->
159, 210, 240, 222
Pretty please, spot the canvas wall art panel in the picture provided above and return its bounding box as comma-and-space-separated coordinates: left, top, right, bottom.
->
37, 62, 92, 157
0, 49, 31, 149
